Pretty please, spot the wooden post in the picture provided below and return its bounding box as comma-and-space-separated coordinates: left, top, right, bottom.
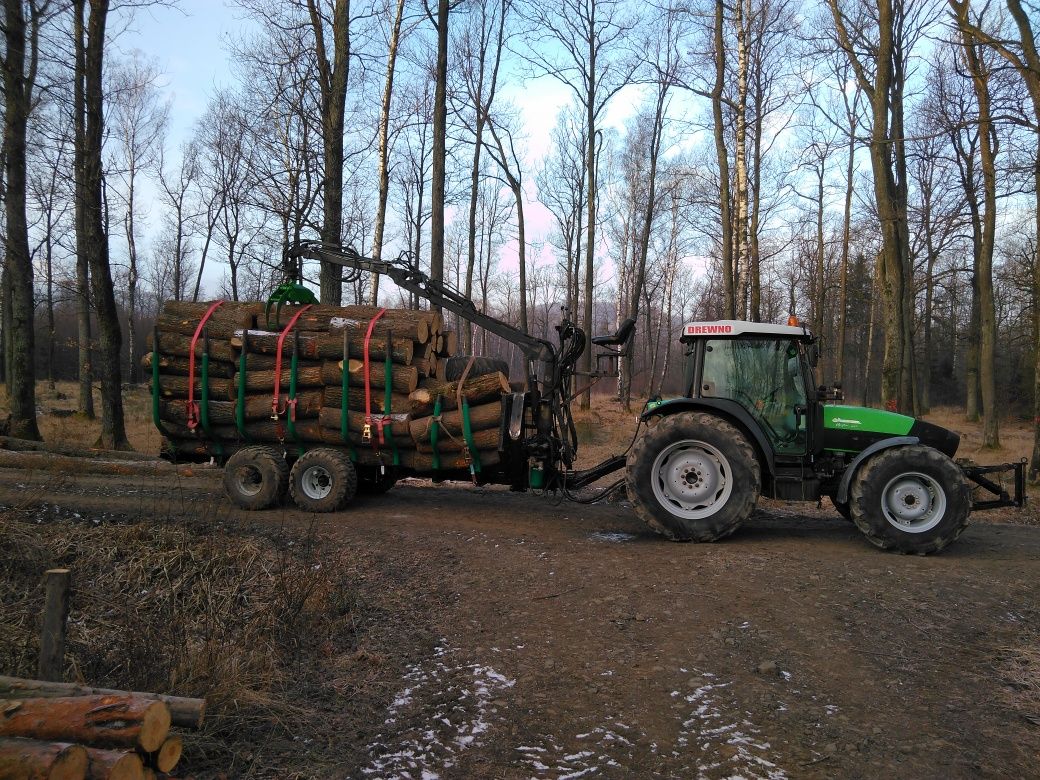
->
39, 569, 71, 682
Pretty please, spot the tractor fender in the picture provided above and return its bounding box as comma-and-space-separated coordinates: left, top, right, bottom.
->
640, 398, 775, 476
835, 435, 920, 504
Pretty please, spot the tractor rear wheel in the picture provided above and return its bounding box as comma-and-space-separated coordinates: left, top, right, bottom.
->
849, 444, 970, 554
224, 446, 288, 511
626, 412, 760, 541
289, 448, 358, 512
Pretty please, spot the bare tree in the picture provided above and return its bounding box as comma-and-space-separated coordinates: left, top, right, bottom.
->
78, 0, 130, 448
107, 51, 168, 383
523, 0, 637, 407
826, 0, 938, 414
1, 0, 48, 439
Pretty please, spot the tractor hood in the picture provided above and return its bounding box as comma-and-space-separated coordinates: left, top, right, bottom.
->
823, 405, 960, 458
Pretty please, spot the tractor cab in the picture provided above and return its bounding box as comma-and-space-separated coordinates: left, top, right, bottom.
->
678, 320, 819, 459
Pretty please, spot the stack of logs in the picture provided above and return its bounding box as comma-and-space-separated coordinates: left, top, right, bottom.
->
147, 301, 514, 471
0, 676, 205, 780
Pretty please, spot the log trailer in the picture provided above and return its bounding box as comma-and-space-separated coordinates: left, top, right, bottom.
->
163, 241, 1025, 554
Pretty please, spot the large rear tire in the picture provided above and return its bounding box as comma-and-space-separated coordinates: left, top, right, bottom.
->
626, 412, 760, 541
289, 448, 358, 513
849, 444, 970, 554
224, 446, 288, 511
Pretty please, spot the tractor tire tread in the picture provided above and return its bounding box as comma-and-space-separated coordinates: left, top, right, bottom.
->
849, 444, 970, 554
625, 412, 760, 542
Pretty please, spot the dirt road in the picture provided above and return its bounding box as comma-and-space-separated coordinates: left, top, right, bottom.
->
2, 467, 1037, 779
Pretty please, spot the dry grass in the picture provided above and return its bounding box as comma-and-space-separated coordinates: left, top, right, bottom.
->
0, 487, 440, 778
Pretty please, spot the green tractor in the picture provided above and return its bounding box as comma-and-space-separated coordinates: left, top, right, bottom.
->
627, 319, 1025, 554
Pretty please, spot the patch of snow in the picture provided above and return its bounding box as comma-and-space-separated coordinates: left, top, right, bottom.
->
362, 642, 514, 778
587, 531, 638, 543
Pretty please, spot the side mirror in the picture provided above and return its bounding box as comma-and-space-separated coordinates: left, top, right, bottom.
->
807, 344, 820, 368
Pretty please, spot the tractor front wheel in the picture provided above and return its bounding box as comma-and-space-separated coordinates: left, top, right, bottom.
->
626, 412, 760, 541
849, 444, 970, 554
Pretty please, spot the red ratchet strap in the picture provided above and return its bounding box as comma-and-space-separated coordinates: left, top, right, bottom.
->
271, 304, 313, 420
363, 308, 388, 445
186, 301, 224, 430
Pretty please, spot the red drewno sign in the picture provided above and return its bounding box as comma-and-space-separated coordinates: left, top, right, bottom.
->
684, 324, 733, 335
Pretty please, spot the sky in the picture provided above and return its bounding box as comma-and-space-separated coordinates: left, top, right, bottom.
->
113, 0, 650, 291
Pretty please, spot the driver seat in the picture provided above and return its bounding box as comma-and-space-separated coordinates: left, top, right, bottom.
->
592, 317, 636, 348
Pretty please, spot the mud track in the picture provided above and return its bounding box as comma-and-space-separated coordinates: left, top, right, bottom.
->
3, 467, 1038, 779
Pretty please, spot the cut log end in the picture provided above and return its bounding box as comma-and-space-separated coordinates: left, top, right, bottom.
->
137, 703, 171, 754
85, 747, 144, 780
153, 736, 182, 773
52, 743, 89, 780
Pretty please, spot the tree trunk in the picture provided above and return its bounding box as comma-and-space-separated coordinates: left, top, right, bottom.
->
712, 0, 735, 319
370, 0, 405, 306
307, 0, 350, 305
430, 0, 449, 310
2, 0, 42, 440
83, 0, 129, 449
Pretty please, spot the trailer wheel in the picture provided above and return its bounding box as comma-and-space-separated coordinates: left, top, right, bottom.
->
289, 448, 357, 512
849, 444, 970, 554
626, 412, 760, 541
224, 446, 288, 511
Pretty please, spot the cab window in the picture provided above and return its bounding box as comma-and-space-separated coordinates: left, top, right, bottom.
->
700, 338, 807, 455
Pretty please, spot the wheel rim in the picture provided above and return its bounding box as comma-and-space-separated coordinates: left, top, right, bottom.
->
300, 464, 334, 500
880, 472, 946, 533
235, 465, 263, 497
650, 440, 734, 520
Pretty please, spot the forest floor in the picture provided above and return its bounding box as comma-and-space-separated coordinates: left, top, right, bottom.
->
0, 383, 1038, 778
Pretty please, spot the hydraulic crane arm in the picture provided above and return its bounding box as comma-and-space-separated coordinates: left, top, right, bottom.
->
289, 241, 558, 366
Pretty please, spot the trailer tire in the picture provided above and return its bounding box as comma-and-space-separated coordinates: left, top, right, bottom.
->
849, 444, 970, 554
224, 446, 288, 511
626, 412, 760, 541
289, 448, 357, 512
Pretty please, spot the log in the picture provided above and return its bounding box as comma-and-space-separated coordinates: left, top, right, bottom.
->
230, 330, 414, 364
322, 387, 411, 415
0, 451, 215, 480
0, 681, 203, 732
148, 376, 233, 401
211, 420, 326, 444
408, 373, 511, 417
414, 426, 500, 453
145, 333, 234, 364
320, 360, 418, 395
318, 408, 411, 438
140, 353, 235, 379
83, 748, 143, 780
141, 738, 180, 774
0, 696, 169, 753
408, 400, 503, 443
0, 738, 88, 780
437, 331, 457, 357
0, 438, 155, 463
157, 301, 260, 341
158, 391, 323, 426
232, 365, 325, 393
400, 448, 500, 471
269, 305, 438, 342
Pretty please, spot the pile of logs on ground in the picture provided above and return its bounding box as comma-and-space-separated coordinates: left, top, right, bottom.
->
0, 676, 205, 780
147, 300, 514, 472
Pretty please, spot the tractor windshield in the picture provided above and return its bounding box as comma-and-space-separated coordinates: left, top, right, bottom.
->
700, 338, 808, 455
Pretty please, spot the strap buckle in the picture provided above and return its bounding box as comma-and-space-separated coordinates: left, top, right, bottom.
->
362, 423, 372, 443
